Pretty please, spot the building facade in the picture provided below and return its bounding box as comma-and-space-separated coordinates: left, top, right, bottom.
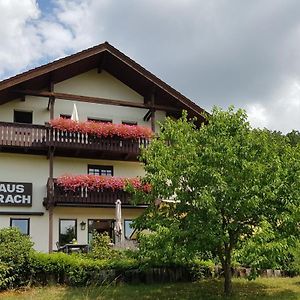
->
0, 42, 205, 252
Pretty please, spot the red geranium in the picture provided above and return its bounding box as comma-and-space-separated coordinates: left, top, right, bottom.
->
56, 174, 151, 192
49, 118, 153, 139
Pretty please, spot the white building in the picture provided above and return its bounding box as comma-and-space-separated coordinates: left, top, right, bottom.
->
0, 42, 205, 252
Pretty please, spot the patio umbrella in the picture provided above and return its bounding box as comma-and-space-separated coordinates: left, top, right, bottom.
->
114, 199, 122, 245
71, 103, 79, 121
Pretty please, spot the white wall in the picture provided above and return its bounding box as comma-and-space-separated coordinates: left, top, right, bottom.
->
52, 207, 144, 247
54, 157, 144, 178
0, 153, 49, 252
0, 68, 165, 252
0, 69, 166, 132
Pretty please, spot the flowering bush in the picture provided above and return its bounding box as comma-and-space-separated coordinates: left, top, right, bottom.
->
49, 118, 153, 139
56, 174, 151, 193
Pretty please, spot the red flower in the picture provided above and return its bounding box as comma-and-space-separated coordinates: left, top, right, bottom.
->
49, 118, 153, 139
56, 174, 151, 192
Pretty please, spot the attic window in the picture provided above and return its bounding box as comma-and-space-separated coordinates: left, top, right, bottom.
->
122, 121, 138, 126
60, 114, 71, 119
14, 110, 33, 124
88, 117, 112, 123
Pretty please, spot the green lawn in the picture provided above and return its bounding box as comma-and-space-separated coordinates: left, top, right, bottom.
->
2, 277, 300, 299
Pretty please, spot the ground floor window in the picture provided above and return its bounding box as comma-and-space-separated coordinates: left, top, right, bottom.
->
59, 219, 77, 245
88, 219, 115, 243
124, 219, 135, 239
10, 218, 30, 235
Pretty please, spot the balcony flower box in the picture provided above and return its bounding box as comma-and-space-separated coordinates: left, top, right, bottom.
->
49, 118, 153, 140
56, 174, 151, 193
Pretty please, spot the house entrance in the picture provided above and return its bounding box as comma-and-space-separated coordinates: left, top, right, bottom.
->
88, 219, 115, 243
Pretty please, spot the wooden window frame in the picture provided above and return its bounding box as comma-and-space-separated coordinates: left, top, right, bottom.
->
10, 218, 30, 235
13, 110, 33, 124
124, 219, 135, 240
87, 165, 114, 176
58, 218, 77, 245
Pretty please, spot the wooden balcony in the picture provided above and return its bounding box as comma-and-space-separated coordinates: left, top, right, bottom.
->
0, 122, 47, 154
0, 122, 149, 160
44, 178, 145, 208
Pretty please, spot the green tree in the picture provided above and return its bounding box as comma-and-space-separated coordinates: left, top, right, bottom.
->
287, 130, 300, 146
132, 107, 300, 295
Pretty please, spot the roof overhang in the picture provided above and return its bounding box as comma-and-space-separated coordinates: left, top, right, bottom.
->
0, 42, 207, 123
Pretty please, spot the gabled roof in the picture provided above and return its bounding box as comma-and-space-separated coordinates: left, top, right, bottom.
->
0, 42, 206, 122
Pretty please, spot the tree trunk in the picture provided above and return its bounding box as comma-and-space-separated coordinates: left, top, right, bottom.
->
223, 259, 232, 296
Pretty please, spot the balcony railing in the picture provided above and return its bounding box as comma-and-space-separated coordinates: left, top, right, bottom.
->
45, 178, 136, 207
0, 122, 149, 160
0, 122, 47, 148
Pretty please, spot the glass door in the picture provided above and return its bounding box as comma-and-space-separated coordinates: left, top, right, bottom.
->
88, 219, 115, 243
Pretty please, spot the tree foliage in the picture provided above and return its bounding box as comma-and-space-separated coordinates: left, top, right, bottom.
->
132, 107, 300, 295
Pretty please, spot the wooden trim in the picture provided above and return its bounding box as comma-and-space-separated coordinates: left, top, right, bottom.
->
143, 109, 152, 122
0, 211, 44, 216
48, 206, 53, 253
0, 42, 206, 121
55, 203, 148, 208
150, 92, 156, 132
14, 90, 181, 112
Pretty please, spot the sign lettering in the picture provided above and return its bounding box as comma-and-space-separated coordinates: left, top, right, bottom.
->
0, 182, 32, 206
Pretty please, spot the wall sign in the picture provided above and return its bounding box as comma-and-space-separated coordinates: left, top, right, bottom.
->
0, 182, 32, 206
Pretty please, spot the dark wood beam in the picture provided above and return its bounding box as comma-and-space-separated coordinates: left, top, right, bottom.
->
150, 92, 156, 132
143, 109, 152, 122
97, 54, 106, 73
14, 89, 181, 112
0, 211, 44, 216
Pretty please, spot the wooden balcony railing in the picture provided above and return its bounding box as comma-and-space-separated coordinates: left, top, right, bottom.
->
48, 127, 149, 154
0, 122, 150, 160
45, 178, 134, 207
0, 122, 47, 148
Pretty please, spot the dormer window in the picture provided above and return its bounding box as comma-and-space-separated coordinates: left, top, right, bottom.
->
13, 110, 33, 124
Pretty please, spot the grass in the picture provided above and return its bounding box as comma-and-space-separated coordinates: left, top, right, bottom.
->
2, 277, 300, 299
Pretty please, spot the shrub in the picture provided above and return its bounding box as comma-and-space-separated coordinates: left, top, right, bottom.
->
89, 231, 126, 260
0, 227, 34, 290
136, 225, 192, 268
29, 252, 139, 286
89, 231, 113, 260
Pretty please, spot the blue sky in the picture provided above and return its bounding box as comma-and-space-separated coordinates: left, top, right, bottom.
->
1, 0, 300, 133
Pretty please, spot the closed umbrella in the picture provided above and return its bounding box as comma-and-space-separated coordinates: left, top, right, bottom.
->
71, 103, 79, 121
114, 199, 122, 245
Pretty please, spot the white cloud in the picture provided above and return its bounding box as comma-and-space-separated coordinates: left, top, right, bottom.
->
246, 103, 269, 129
0, 0, 83, 79
1, 0, 300, 133
247, 80, 300, 133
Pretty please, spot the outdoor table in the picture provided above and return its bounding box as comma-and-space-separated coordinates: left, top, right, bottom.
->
58, 243, 89, 254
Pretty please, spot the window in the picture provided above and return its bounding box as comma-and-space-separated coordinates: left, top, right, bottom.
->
10, 218, 30, 235
88, 165, 113, 176
88, 117, 112, 123
122, 121, 137, 126
124, 219, 135, 240
60, 114, 71, 119
88, 219, 115, 243
14, 110, 33, 124
59, 219, 77, 245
